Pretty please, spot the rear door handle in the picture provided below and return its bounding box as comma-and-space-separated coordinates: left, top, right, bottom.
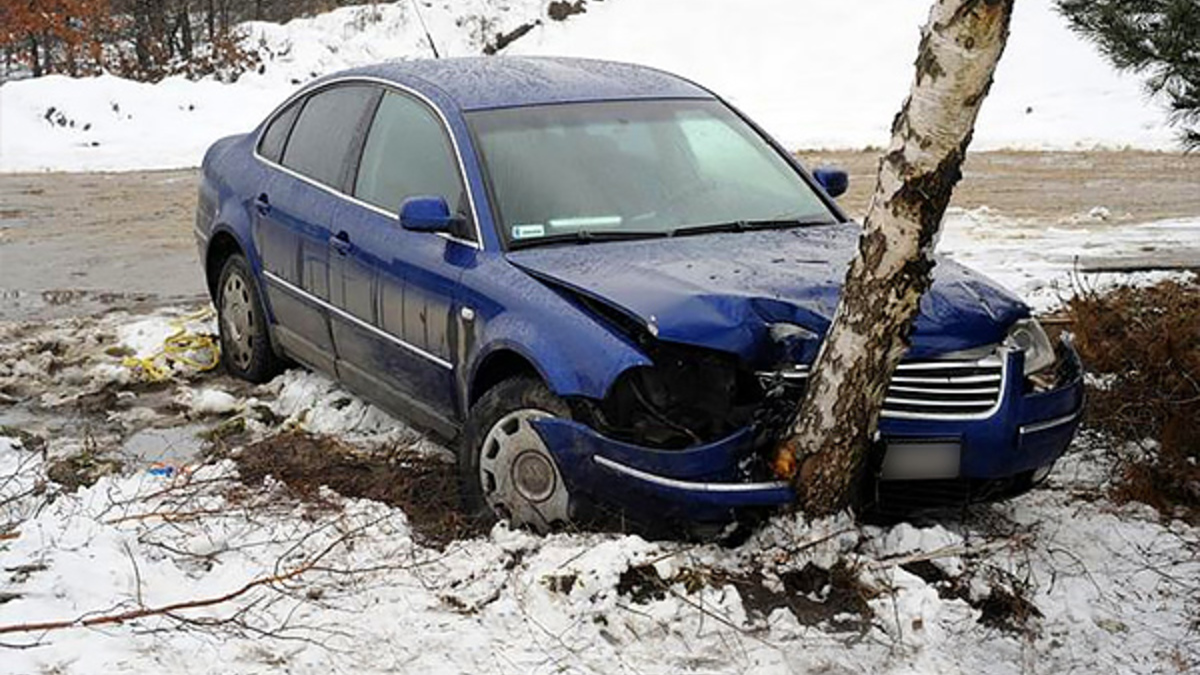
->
330, 230, 351, 255
254, 193, 271, 215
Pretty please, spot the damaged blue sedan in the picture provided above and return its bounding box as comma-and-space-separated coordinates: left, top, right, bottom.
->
195, 57, 1084, 531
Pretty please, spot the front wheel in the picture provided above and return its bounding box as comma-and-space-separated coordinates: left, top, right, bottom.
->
459, 377, 574, 533
216, 254, 282, 383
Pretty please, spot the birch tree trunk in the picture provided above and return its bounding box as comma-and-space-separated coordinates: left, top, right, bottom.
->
773, 0, 1015, 515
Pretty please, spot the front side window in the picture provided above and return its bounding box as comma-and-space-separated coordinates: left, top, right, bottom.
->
354, 90, 468, 224
467, 99, 837, 248
281, 84, 378, 189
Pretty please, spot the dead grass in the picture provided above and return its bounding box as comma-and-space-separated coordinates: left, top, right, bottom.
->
231, 432, 483, 548
1063, 279, 1200, 521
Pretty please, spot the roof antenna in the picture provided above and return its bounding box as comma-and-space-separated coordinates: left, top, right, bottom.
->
410, 0, 441, 59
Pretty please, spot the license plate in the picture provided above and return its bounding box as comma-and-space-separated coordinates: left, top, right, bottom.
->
880, 441, 961, 480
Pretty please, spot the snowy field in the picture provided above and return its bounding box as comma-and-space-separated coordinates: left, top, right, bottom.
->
1, 1, 1199, 673
0, 0, 1181, 173
0, 309, 1197, 674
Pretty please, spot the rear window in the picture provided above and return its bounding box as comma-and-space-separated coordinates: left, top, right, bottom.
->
281, 84, 378, 189
257, 99, 301, 164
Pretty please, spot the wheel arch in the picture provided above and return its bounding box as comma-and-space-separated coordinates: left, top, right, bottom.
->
204, 229, 246, 301
468, 347, 547, 407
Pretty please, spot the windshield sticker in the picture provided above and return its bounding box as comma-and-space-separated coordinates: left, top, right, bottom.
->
512, 224, 546, 239
547, 216, 622, 229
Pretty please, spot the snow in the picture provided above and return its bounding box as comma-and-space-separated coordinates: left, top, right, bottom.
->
0, 0, 1180, 173
1, 0, 1197, 669
1, 308, 1198, 673
939, 208, 1200, 311
1, 425, 1196, 673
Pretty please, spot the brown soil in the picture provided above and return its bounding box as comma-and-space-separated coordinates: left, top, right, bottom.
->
797, 150, 1200, 222
231, 431, 483, 547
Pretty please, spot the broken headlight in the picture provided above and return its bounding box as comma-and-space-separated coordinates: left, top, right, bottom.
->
1006, 318, 1058, 389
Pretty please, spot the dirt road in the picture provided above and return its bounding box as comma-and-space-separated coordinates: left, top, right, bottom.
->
2, 151, 1198, 321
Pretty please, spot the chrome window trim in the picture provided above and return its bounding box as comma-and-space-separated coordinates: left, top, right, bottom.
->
593, 455, 790, 493
263, 270, 453, 370
251, 76, 485, 250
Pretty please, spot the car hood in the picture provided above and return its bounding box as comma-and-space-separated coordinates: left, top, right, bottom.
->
505, 224, 1028, 364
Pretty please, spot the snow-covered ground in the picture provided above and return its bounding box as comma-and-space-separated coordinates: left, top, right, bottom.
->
0, 0, 1179, 173
940, 208, 1200, 311
1, 309, 1197, 674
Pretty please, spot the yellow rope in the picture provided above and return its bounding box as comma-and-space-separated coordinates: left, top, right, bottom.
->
122, 308, 221, 382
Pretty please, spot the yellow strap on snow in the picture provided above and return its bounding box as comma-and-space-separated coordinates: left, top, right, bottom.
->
122, 308, 221, 382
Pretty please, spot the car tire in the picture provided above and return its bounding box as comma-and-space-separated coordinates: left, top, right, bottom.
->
216, 254, 282, 384
459, 376, 575, 533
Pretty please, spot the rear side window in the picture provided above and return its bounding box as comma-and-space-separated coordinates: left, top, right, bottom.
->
257, 100, 301, 163
282, 84, 378, 189
354, 91, 467, 222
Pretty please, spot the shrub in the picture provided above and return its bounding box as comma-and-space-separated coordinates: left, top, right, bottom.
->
1065, 278, 1200, 519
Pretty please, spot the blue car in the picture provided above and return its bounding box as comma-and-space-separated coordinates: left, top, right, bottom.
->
195, 57, 1083, 531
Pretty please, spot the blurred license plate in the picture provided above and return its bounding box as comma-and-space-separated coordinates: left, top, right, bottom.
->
880, 441, 961, 480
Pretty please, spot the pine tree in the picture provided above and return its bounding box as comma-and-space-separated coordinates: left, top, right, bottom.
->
1057, 0, 1200, 149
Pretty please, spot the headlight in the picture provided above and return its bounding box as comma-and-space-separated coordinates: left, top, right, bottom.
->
1006, 318, 1056, 376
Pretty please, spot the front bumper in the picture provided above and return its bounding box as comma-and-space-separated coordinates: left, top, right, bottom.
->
533, 342, 1084, 523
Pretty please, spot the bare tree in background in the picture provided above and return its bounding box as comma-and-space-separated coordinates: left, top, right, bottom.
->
773, 0, 1016, 515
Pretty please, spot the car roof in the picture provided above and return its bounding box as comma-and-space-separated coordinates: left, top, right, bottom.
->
334, 56, 714, 111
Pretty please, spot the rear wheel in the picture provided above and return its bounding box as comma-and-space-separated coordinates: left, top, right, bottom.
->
460, 377, 574, 532
216, 254, 282, 383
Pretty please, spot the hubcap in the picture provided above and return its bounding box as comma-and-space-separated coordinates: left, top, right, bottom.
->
221, 271, 257, 370
478, 409, 570, 531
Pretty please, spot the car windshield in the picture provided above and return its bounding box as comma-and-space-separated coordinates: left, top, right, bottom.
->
466, 99, 838, 248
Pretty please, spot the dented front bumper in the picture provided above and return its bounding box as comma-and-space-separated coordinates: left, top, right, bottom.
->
532, 343, 1085, 523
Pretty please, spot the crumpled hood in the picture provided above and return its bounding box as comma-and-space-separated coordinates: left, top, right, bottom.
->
506, 224, 1028, 364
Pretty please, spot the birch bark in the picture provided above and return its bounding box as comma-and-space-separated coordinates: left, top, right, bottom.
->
774, 0, 1016, 515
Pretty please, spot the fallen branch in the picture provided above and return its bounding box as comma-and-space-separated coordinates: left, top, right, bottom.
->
0, 564, 310, 636
0, 518, 361, 636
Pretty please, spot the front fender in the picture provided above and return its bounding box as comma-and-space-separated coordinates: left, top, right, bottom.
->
459, 257, 653, 402
470, 311, 652, 400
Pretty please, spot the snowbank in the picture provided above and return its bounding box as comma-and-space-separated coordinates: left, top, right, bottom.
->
0, 0, 1178, 173
508, 0, 1173, 152
0, 427, 1196, 673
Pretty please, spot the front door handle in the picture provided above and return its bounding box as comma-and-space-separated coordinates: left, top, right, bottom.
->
330, 230, 351, 255
254, 193, 271, 215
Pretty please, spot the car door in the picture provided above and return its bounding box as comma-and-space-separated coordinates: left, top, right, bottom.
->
254, 83, 380, 373
327, 88, 474, 428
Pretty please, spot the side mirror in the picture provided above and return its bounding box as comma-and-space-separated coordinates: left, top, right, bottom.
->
399, 195, 460, 233
812, 167, 849, 198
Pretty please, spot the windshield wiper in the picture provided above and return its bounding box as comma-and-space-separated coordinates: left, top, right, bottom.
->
670, 218, 835, 238
508, 229, 669, 250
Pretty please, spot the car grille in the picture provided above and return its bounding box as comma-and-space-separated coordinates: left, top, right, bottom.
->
758, 355, 1006, 421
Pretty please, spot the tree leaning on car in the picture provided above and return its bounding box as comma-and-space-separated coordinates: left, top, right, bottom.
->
773, 0, 1016, 515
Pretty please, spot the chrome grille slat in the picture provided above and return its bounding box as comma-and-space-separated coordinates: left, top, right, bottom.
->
895, 358, 1002, 371
884, 396, 997, 408
759, 353, 1007, 421
890, 374, 1001, 385
883, 356, 1004, 419
887, 385, 1000, 395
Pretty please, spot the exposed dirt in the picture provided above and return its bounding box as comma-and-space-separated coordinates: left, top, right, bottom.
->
230, 431, 482, 548
0, 169, 206, 321
797, 149, 1200, 222
2, 151, 1198, 321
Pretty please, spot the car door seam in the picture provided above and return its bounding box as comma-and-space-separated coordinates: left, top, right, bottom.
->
263, 270, 453, 370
